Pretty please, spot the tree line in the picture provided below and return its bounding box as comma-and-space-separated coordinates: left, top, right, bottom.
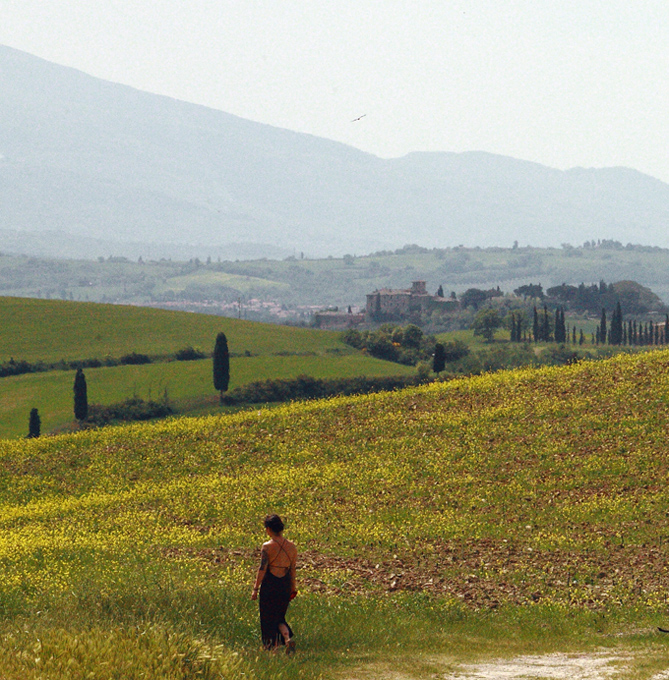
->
508, 303, 669, 347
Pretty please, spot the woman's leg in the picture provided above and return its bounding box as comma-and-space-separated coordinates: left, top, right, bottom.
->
278, 622, 295, 654
278, 622, 291, 642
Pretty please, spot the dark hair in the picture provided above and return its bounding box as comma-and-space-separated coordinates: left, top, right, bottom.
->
264, 514, 284, 534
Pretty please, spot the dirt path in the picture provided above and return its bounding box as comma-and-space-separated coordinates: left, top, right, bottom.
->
440, 652, 630, 679
348, 651, 669, 680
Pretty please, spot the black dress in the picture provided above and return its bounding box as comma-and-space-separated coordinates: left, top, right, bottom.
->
259, 542, 294, 649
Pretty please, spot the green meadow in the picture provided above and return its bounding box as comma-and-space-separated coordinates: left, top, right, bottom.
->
0, 297, 414, 439
0, 353, 413, 439
0, 296, 348, 363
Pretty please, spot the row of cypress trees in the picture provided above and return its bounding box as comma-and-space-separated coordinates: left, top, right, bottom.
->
509, 306, 567, 343
509, 302, 669, 346
601, 305, 669, 346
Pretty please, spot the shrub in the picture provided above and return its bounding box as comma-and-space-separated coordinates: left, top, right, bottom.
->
119, 352, 151, 365
175, 346, 206, 361
221, 374, 428, 406
0, 359, 42, 378
341, 325, 437, 365
441, 340, 470, 362
86, 399, 172, 426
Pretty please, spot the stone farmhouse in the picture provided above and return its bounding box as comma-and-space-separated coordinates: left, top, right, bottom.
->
366, 281, 459, 322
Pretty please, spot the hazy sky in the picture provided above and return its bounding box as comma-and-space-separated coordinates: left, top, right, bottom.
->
2, 1, 669, 181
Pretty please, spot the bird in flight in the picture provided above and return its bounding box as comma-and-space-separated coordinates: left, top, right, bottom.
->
351, 114, 367, 122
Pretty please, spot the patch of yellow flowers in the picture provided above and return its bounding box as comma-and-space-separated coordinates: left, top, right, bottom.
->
0, 349, 669, 609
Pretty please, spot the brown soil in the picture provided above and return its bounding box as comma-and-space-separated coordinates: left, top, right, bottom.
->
163, 537, 669, 609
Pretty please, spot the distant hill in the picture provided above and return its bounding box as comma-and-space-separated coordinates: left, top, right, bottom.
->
3, 243, 669, 318
2, 44, 669, 259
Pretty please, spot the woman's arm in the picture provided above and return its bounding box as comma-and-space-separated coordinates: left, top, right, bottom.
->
251, 546, 269, 600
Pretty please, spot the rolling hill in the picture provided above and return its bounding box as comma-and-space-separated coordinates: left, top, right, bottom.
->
0, 297, 414, 438
0, 348, 668, 677
0, 296, 345, 363
4, 242, 669, 320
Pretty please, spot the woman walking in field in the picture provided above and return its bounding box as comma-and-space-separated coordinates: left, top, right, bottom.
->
252, 514, 298, 653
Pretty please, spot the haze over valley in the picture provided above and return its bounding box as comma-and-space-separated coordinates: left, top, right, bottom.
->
2, 44, 669, 262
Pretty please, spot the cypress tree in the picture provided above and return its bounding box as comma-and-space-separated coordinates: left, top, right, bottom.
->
572, 326, 577, 344
665, 315, 669, 344
542, 306, 551, 342
73, 368, 88, 421
558, 307, 566, 343
28, 408, 40, 438
433, 342, 446, 373
533, 307, 539, 343
561, 308, 567, 343
213, 332, 230, 403
599, 308, 607, 345
579, 329, 585, 345
610, 301, 623, 345
554, 308, 562, 343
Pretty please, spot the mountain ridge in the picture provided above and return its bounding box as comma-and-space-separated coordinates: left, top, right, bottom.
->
2, 44, 669, 259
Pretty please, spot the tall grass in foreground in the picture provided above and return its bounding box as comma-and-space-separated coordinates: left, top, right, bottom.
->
2, 350, 669, 676
0, 581, 668, 679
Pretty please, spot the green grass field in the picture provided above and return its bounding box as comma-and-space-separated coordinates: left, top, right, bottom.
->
0, 353, 414, 439
0, 297, 344, 363
1, 350, 669, 677
0, 297, 418, 439
152, 270, 291, 295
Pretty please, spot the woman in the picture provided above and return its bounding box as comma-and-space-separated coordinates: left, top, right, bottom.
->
251, 514, 298, 653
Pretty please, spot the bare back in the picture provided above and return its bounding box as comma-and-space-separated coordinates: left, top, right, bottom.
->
263, 537, 297, 578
